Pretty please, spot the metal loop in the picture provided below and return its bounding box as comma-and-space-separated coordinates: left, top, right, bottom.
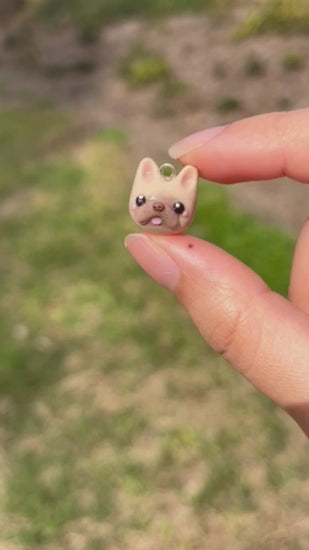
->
159, 163, 176, 181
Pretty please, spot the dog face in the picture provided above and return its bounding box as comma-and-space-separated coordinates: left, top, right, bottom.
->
129, 158, 198, 234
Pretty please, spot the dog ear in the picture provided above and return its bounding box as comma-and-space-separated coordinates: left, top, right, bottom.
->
136, 158, 160, 182
178, 165, 198, 191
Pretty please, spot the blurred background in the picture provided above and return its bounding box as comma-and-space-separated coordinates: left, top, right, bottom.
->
0, 1, 309, 548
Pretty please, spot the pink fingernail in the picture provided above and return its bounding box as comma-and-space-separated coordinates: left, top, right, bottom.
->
168, 125, 227, 159
124, 234, 180, 292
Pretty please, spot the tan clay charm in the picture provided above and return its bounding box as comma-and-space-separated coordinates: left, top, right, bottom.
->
129, 158, 198, 234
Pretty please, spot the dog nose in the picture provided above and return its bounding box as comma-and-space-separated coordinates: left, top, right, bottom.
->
153, 201, 165, 212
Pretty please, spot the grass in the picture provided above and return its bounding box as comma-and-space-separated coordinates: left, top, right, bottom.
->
194, 183, 294, 295
44, 59, 96, 78
154, 79, 193, 118
120, 44, 170, 87
0, 105, 308, 548
235, 0, 309, 39
216, 95, 241, 113
277, 96, 292, 110
120, 42, 190, 118
193, 460, 253, 511
19, 0, 309, 44
282, 52, 304, 71
12, 0, 238, 41
244, 54, 266, 77
35, 0, 237, 24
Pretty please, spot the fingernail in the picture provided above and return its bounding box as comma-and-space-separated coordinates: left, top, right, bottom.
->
124, 234, 180, 292
168, 125, 227, 159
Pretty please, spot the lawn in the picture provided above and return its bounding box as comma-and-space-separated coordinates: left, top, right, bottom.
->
0, 105, 308, 549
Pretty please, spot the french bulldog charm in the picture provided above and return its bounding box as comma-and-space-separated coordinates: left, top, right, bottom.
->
129, 158, 198, 234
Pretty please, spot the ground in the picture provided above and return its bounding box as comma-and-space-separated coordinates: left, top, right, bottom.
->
2, 5, 309, 232
0, 2, 309, 549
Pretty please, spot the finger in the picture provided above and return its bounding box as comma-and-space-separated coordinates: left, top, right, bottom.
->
289, 217, 309, 313
125, 233, 309, 432
168, 109, 309, 184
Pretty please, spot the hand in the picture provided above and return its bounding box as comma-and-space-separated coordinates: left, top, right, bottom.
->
125, 109, 309, 437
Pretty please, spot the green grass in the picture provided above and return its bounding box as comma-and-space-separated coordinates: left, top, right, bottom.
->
282, 52, 304, 71
194, 183, 294, 295
120, 45, 170, 87
235, 0, 309, 39
19, 0, 237, 41
216, 95, 241, 113
35, 0, 236, 24
0, 105, 308, 548
194, 429, 254, 511
244, 54, 266, 77
119, 43, 188, 95
277, 96, 292, 110
44, 59, 96, 78
193, 460, 253, 511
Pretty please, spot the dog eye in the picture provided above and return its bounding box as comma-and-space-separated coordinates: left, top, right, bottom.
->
173, 201, 185, 214
136, 195, 146, 206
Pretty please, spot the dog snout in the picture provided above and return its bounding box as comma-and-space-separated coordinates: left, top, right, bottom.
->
153, 201, 165, 212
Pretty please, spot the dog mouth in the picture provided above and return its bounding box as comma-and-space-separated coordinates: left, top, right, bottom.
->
140, 216, 163, 226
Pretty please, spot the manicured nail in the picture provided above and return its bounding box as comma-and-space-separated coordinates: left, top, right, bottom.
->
124, 234, 180, 292
168, 125, 227, 159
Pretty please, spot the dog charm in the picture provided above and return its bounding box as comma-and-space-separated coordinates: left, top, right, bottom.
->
129, 158, 198, 234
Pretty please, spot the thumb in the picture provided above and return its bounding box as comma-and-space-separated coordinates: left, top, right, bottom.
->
125, 233, 309, 423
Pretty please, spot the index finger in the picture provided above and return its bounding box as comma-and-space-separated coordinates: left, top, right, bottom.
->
168, 109, 309, 184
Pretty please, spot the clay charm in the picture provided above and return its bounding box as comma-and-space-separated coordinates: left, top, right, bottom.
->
129, 158, 198, 234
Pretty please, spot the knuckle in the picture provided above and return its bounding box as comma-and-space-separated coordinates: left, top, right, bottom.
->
210, 303, 243, 360
209, 286, 270, 368
206, 284, 243, 357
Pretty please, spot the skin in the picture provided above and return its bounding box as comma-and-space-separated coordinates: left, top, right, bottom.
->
125, 109, 309, 437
